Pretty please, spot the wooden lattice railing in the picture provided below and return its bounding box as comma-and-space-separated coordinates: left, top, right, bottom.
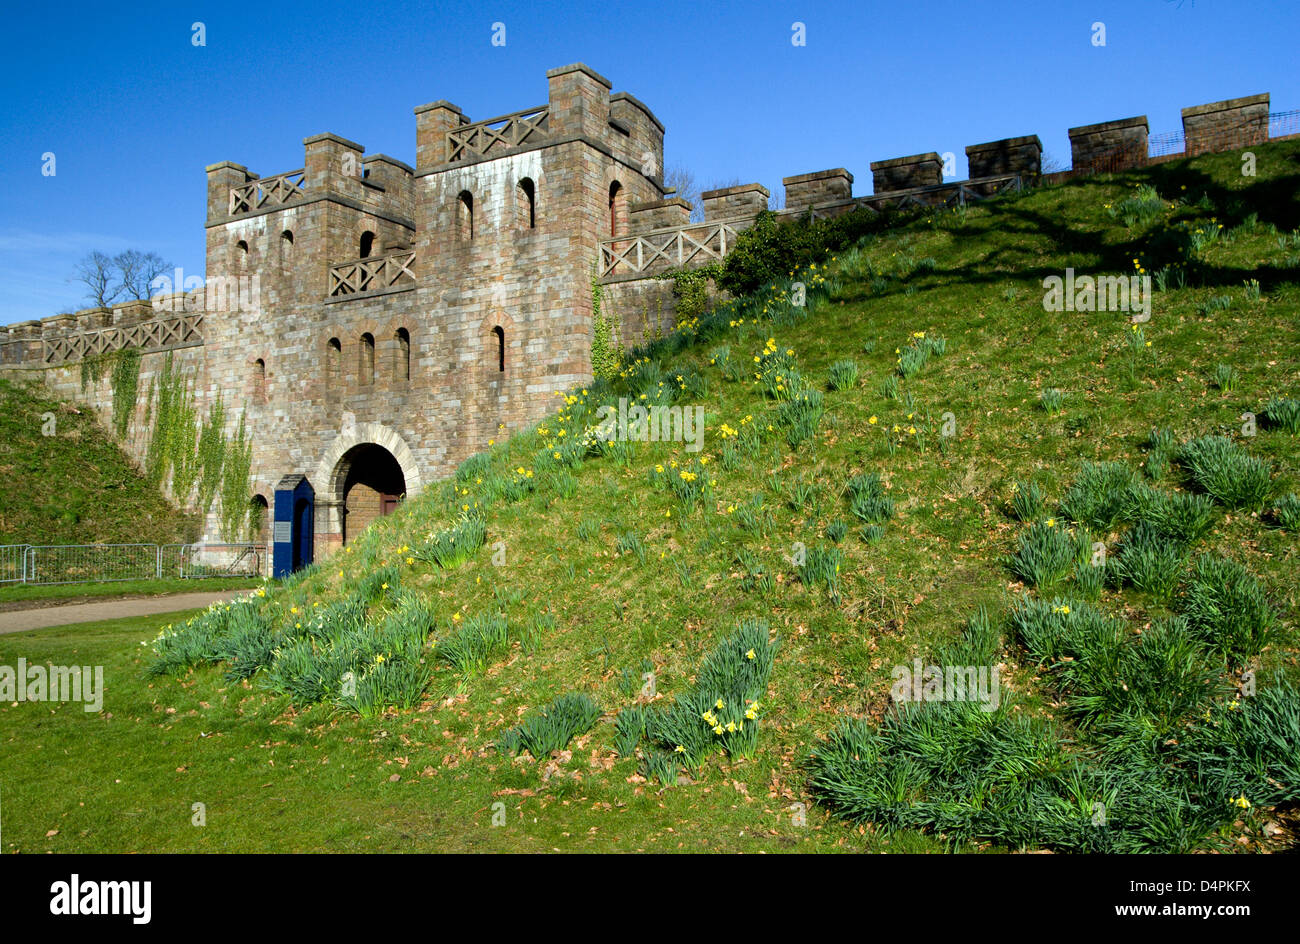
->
597, 176, 1026, 279
328, 250, 417, 297
447, 107, 550, 162
598, 219, 752, 278
42, 312, 205, 365
229, 170, 307, 215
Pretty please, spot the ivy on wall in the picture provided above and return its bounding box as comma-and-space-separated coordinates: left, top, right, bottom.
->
79, 348, 254, 542
196, 394, 226, 517
109, 348, 142, 439
590, 271, 622, 381
661, 263, 722, 323
219, 415, 254, 541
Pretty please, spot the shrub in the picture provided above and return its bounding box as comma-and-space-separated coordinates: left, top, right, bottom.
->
1039, 388, 1065, 415
436, 613, 511, 676
1177, 435, 1272, 509
502, 692, 602, 759
614, 705, 648, 757
1111, 521, 1188, 601
859, 523, 886, 543
1272, 493, 1300, 531
645, 620, 778, 767
1180, 555, 1275, 664
1122, 483, 1217, 547
1211, 364, 1239, 392
1261, 397, 1300, 435
615, 530, 646, 563
1058, 461, 1140, 530
1008, 519, 1081, 589
777, 389, 825, 449
1009, 479, 1046, 522
826, 359, 860, 391
414, 512, 487, 568
798, 545, 843, 598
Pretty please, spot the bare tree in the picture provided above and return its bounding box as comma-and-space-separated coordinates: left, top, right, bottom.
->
664, 164, 702, 221
115, 250, 172, 301
73, 249, 174, 309
75, 251, 122, 309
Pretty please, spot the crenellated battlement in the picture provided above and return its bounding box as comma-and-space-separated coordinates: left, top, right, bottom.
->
8, 69, 1294, 564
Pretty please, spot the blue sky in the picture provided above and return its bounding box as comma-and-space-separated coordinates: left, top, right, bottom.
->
1, 0, 1296, 325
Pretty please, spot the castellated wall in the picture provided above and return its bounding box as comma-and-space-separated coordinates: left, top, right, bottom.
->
6, 76, 1282, 559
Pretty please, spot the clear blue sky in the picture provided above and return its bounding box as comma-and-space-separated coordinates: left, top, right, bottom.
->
1, 0, 1296, 325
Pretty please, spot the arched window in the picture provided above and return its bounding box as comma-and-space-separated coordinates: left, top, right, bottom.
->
359, 231, 375, 259
517, 177, 536, 229
327, 337, 342, 390
608, 181, 624, 237
457, 191, 474, 241
359, 333, 375, 386
492, 325, 505, 374
235, 239, 249, 266
281, 229, 294, 245
394, 327, 410, 381
253, 358, 267, 400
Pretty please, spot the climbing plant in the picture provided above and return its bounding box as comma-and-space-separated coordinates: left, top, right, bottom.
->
590, 271, 622, 381
109, 347, 141, 438
196, 394, 226, 516
219, 413, 254, 541
661, 263, 721, 323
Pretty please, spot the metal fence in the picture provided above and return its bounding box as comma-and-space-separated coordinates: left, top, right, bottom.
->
3, 543, 266, 586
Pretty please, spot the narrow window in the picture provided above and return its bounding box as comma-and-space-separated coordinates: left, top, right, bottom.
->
327, 337, 341, 390
492, 325, 505, 373
359, 231, 375, 259
608, 181, 624, 237
394, 328, 410, 381
517, 177, 536, 229
253, 357, 266, 400
281, 229, 294, 245
457, 191, 474, 241
359, 333, 374, 385
235, 239, 249, 266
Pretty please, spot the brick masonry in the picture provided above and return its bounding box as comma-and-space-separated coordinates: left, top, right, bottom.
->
2, 79, 1283, 561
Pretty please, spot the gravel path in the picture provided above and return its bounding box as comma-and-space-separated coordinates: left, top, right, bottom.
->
0, 590, 246, 635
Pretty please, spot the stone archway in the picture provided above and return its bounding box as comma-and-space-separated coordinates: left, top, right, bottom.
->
314, 422, 422, 555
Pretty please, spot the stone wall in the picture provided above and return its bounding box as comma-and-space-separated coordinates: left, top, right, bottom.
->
783, 169, 853, 211
1182, 94, 1269, 156
1068, 116, 1149, 174
870, 153, 942, 194
701, 183, 769, 221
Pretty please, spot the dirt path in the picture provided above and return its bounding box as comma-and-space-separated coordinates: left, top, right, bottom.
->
0, 590, 247, 635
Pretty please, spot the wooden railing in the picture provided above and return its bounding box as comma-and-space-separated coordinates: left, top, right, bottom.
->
229, 170, 307, 215
328, 250, 416, 297
598, 219, 752, 278
447, 106, 549, 162
41, 312, 205, 365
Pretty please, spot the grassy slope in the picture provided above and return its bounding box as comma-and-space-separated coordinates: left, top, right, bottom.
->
0, 377, 200, 546
2, 142, 1297, 853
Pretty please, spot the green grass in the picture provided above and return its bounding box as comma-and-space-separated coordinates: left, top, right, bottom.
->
3, 139, 1299, 853
0, 377, 199, 545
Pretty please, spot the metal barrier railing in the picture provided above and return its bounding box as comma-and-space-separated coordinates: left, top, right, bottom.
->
14, 543, 267, 586
0, 545, 30, 584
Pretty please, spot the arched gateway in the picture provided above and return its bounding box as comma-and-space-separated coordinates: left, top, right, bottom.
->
313, 422, 423, 556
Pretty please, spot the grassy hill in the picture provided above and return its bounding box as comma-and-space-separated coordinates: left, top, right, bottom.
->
3, 140, 1298, 853
0, 377, 200, 546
